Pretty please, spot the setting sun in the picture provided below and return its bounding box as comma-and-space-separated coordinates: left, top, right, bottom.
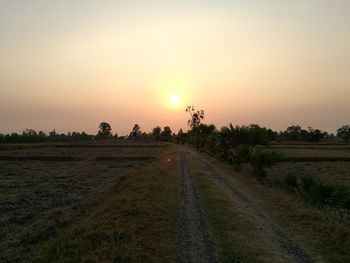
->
170, 95, 181, 105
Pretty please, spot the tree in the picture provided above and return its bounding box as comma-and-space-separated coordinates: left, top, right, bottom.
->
161, 126, 172, 136
130, 124, 141, 138
176, 129, 187, 144
161, 126, 172, 141
98, 122, 112, 138
189, 123, 216, 149
307, 127, 324, 142
152, 126, 161, 141
337, 125, 350, 143
186, 105, 204, 128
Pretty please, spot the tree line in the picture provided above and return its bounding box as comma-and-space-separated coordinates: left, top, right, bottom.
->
0, 120, 349, 144
0, 122, 174, 143
176, 106, 350, 178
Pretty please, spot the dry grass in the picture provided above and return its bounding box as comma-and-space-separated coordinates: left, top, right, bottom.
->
186, 154, 273, 263
196, 150, 350, 262
0, 143, 180, 262
269, 146, 350, 161
265, 145, 350, 189
269, 162, 350, 189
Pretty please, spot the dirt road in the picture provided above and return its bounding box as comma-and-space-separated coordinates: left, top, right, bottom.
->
177, 152, 219, 263
177, 147, 315, 263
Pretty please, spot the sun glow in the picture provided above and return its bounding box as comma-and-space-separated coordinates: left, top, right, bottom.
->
170, 95, 181, 105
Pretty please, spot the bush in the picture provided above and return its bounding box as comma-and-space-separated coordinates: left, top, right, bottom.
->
299, 174, 316, 193
283, 173, 299, 189
247, 148, 282, 178
282, 172, 350, 209
308, 183, 341, 207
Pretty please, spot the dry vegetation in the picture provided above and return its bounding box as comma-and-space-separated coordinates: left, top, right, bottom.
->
1, 142, 349, 262
268, 145, 350, 162
189, 148, 350, 262
0, 143, 179, 262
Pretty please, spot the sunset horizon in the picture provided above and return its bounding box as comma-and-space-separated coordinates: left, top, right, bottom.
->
2, 2, 350, 262
1, 1, 349, 134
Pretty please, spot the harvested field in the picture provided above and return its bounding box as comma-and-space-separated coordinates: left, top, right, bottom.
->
0, 143, 167, 262
265, 145, 350, 162
1, 142, 349, 262
269, 162, 350, 189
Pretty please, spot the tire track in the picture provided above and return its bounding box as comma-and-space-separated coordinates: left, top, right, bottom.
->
192, 151, 315, 263
177, 151, 219, 263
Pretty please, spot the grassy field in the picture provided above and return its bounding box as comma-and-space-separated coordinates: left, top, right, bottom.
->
0, 143, 179, 262
265, 145, 350, 188
1, 142, 349, 262
193, 147, 350, 262
264, 145, 350, 162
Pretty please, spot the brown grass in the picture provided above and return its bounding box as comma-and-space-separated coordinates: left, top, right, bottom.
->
0, 143, 180, 262
196, 150, 350, 262
187, 154, 273, 263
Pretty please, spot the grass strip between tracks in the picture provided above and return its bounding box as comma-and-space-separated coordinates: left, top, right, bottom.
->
187, 154, 270, 263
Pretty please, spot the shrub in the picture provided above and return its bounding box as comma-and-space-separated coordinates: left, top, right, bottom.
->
248, 148, 282, 178
299, 174, 316, 193
308, 183, 340, 207
292, 173, 350, 209
284, 173, 299, 189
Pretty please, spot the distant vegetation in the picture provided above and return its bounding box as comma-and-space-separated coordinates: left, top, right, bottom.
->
1, 114, 349, 146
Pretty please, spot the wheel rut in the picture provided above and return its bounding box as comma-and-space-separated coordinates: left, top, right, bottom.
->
192, 151, 315, 263
177, 151, 219, 263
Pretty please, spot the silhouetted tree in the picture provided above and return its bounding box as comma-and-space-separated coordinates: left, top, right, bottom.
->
98, 122, 112, 138
186, 105, 204, 128
152, 126, 161, 141
130, 124, 141, 138
161, 126, 172, 141
278, 125, 327, 142
307, 127, 324, 142
175, 129, 187, 144
337, 125, 350, 143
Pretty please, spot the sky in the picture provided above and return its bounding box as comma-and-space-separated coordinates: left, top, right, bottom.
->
1, 0, 349, 135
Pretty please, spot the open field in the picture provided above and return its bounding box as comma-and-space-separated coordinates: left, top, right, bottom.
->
0, 143, 178, 262
269, 162, 350, 189
266, 145, 350, 162
1, 142, 349, 262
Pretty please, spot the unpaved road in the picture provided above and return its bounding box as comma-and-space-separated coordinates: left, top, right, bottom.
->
177, 147, 315, 263
177, 152, 219, 263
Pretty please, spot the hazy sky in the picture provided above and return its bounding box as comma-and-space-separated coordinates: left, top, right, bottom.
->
1, 0, 349, 135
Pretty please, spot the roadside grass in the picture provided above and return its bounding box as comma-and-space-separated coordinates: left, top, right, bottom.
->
282, 172, 350, 209
199, 152, 350, 263
186, 155, 272, 263
28, 145, 180, 262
